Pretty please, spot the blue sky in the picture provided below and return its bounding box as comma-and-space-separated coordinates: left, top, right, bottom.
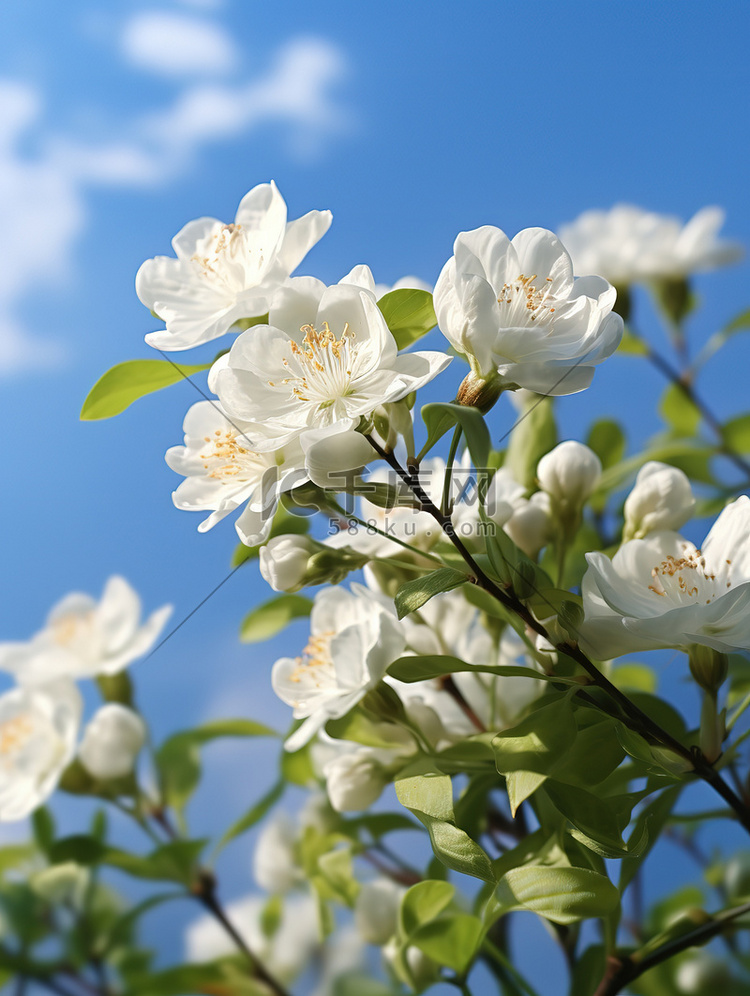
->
1, 0, 750, 990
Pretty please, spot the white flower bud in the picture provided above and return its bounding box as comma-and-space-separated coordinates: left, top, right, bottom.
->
260, 535, 317, 592
354, 879, 404, 945
78, 704, 146, 780
485, 468, 526, 527
31, 863, 89, 908
323, 748, 389, 812
252, 813, 300, 894
676, 953, 732, 994
623, 461, 695, 540
504, 492, 553, 558
302, 426, 373, 491
537, 441, 602, 507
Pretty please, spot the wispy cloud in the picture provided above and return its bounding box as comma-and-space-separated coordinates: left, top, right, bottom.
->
121, 10, 239, 78
0, 11, 351, 374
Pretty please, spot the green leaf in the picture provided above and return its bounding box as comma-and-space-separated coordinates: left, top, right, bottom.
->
394, 568, 468, 619
619, 786, 682, 892
504, 395, 557, 490
399, 880, 455, 936
48, 835, 105, 865
494, 865, 619, 925
543, 782, 642, 858
723, 413, 750, 453
395, 763, 495, 882
378, 288, 437, 350
492, 696, 578, 777
80, 359, 212, 420
32, 808, 56, 854
419, 401, 492, 467
659, 382, 701, 436
156, 719, 276, 814
387, 653, 569, 686
104, 839, 206, 884
215, 780, 285, 854
617, 328, 649, 355
586, 419, 626, 470
412, 913, 484, 974
240, 593, 314, 642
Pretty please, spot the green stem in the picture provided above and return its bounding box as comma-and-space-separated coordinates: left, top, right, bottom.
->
594, 899, 750, 996
327, 499, 446, 567
442, 425, 464, 515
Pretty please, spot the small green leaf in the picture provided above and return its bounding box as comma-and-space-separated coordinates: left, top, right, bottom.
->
48, 835, 105, 865
659, 382, 701, 436
492, 696, 578, 776
378, 288, 437, 350
411, 913, 484, 974
394, 568, 468, 619
104, 839, 206, 884
586, 419, 626, 470
494, 865, 619, 925
617, 329, 649, 355
504, 395, 557, 490
419, 401, 492, 467
240, 593, 314, 642
157, 719, 276, 814
399, 880, 455, 936
215, 780, 285, 854
723, 413, 750, 453
387, 653, 565, 685
80, 359, 212, 420
32, 808, 56, 854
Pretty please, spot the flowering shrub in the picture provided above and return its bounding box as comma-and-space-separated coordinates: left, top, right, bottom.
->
0, 184, 749, 995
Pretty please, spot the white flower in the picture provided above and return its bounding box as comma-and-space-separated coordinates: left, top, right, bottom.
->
0, 577, 171, 686
0, 680, 81, 821
537, 441, 602, 507
355, 879, 404, 945
165, 400, 306, 546
623, 461, 696, 541
559, 204, 743, 286
260, 535, 318, 592
272, 584, 406, 751
78, 704, 147, 781
137, 181, 332, 351
373, 275, 432, 297
210, 280, 450, 450
504, 491, 553, 559
323, 747, 391, 812
301, 423, 374, 490
252, 813, 301, 894
185, 893, 320, 982
581, 496, 750, 659
434, 226, 622, 392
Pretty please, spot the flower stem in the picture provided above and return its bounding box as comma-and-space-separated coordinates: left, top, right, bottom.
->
365, 435, 750, 837
442, 425, 463, 515
593, 899, 750, 996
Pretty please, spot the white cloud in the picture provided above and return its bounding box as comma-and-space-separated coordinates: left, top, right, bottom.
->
0, 28, 350, 374
121, 11, 238, 77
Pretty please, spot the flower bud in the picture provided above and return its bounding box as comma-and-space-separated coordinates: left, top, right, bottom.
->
302, 426, 373, 491
455, 370, 503, 414
676, 953, 732, 994
260, 535, 368, 592
31, 863, 89, 908
537, 441, 602, 509
623, 461, 696, 541
689, 645, 729, 695
484, 468, 526, 527
354, 880, 404, 945
253, 813, 300, 894
323, 749, 389, 812
78, 704, 146, 781
504, 492, 553, 559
